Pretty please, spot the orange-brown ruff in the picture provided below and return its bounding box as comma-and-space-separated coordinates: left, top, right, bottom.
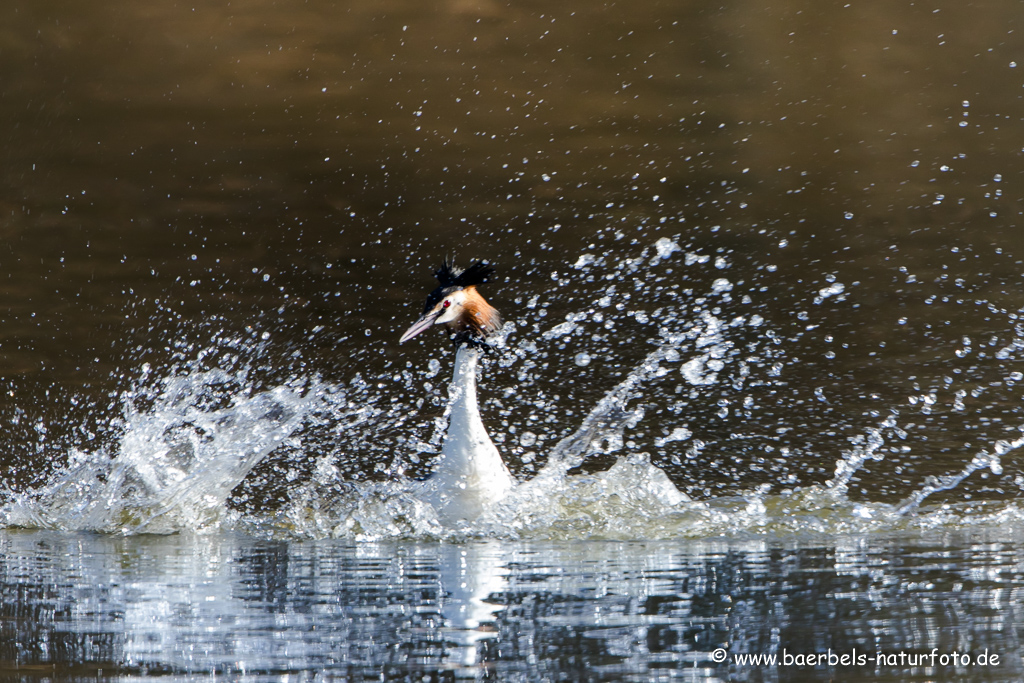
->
446, 285, 501, 339
399, 259, 514, 525
399, 260, 503, 345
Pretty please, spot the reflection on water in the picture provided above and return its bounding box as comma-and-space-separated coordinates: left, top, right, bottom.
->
0, 530, 1022, 682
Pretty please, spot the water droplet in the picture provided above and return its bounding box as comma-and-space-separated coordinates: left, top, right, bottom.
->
573, 254, 596, 269
711, 278, 733, 294
653, 237, 681, 260
520, 431, 537, 447
574, 352, 592, 367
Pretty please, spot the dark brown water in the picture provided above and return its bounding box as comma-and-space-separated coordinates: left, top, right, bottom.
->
3, 0, 1023, 494
3, 0, 1024, 680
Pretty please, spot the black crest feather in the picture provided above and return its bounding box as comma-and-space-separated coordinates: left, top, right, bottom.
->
420, 259, 497, 316
434, 259, 494, 288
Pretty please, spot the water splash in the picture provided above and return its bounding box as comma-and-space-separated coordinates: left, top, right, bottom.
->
2, 369, 321, 534
896, 439, 1013, 516
3, 235, 1023, 541
828, 413, 899, 494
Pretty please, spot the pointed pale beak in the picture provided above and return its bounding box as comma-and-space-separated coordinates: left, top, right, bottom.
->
399, 308, 442, 343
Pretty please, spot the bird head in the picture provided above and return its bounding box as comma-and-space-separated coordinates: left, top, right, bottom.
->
399, 260, 501, 344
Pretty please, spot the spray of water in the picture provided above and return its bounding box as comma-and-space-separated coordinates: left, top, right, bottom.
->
2, 235, 1022, 540
2, 370, 321, 534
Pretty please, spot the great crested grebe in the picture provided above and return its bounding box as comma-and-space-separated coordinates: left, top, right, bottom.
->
400, 260, 514, 525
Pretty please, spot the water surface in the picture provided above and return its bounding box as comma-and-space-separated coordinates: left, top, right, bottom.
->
2, 0, 1024, 680
4, 529, 1024, 682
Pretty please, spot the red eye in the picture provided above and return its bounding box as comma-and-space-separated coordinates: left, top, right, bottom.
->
442, 300, 451, 308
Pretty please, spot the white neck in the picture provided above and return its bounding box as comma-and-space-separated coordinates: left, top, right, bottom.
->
419, 345, 513, 525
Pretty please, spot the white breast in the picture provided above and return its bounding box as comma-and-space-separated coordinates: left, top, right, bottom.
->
418, 345, 514, 525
